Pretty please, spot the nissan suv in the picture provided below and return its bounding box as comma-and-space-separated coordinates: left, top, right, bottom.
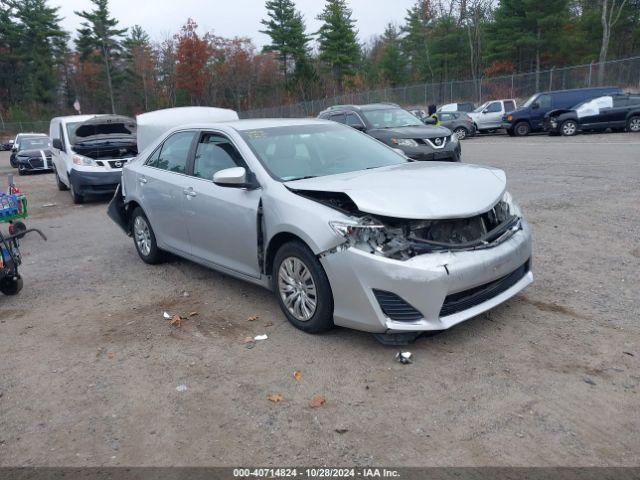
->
318, 104, 461, 162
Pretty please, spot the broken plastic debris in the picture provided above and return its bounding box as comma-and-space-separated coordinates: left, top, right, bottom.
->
170, 314, 183, 328
309, 395, 326, 408
395, 351, 413, 364
42, 203, 57, 208
189, 311, 198, 317
248, 315, 259, 322
176, 384, 187, 392
163, 312, 171, 319
254, 334, 268, 341
267, 393, 283, 403
293, 371, 302, 381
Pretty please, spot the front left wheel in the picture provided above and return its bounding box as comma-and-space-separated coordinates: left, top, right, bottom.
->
131, 207, 165, 264
561, 119, 578, 136
273, 241, 334, 333
0, 275, 23, 296
628, 115, 640, 133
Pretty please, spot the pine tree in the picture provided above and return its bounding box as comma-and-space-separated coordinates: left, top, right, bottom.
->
401, 1, 434, 82
379, 24, 406, 86
75, 0, 127, 113
487, 0, 570, 89
123, 25, 154, 112
316, 0, 360, 89
260, 0, 311, 84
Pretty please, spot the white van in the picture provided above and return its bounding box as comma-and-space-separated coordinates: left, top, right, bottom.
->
49, 115, 137, 203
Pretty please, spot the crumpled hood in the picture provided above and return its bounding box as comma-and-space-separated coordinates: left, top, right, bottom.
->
70, 115, 136, 144
287, 161, 507, 219
368, 125, 451, 139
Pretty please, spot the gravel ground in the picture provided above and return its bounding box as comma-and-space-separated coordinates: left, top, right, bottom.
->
0, 132, 638, 467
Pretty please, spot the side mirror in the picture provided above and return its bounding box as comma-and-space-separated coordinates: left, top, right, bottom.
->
213, 167, 259, 189
423, 117, 437, 125
351, 124, 366, 132
482, 109, 489, 114
531, 102, 539, 110
52, 138, 63, 150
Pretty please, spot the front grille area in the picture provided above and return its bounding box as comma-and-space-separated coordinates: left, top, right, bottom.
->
108, 159, 127, 168
439, 260, 530, 317
27, 156, 52, 168
373, 289, 423, 322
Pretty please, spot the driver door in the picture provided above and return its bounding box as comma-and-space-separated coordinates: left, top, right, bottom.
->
183, 131, 262, 278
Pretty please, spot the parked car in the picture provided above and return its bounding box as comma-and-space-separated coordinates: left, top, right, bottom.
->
10, 133, 47, 167
409, 109, 476, 140
468, 99, 517, 133
1, 140, 14, 151
502, 87, 621, 136
13, 136, 53, 175
438, 102, 476, 113
109, 112, 532, 344
49, 115, 138, 203
544, 93, 640, 136
318, 104, 461, 162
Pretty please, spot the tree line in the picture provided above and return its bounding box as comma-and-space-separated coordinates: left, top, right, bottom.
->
0, 0, 639, 122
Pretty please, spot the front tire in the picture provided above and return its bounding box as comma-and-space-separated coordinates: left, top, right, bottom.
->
69, 181, 84, 204
131, 207, 164, 264
560, 120, 578, 136
273, 241, 334, 333
514, 122, 531, 136
627, 115, 640, 133
0, 275, 23, 296
54, 168, 69, 191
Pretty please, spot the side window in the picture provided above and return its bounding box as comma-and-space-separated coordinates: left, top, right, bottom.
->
345, 113, 365, 128
629, 96, 640, 106
504, 100, 516, 112
439, 113, 452, 121
537, 94, 551, 108
193, 133, 244, 180
612, 96, 629, 108
329, 113, 346, 124
485, 102, 502, 113
148, 131, 196, 173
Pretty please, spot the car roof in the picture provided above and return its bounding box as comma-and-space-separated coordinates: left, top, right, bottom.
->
164, 118, 335, 134
322, 103, 401, 113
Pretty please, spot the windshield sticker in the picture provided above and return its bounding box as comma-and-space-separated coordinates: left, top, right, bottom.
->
246, 130, 266, 139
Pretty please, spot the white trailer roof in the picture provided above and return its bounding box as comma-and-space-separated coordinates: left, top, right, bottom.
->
136, 107, 239, 152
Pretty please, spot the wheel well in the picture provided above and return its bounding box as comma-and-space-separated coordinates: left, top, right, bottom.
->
264, 232, 308, 276
123, 200, 142, 233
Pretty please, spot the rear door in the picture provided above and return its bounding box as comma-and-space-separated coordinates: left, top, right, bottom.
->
605, 96, 630, 128
480, 101, 503, 129
531, 94, 552, 130
183, 131, 262, 278
138, 130, 197, 255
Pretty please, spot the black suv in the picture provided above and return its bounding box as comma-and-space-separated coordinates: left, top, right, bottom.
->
544, 93, 640, 136
318, 104, 461, 162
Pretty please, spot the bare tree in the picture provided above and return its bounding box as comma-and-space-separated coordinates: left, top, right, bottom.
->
598, 0, 627, 84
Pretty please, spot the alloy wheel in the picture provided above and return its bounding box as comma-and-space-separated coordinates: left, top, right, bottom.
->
278, 256, 317, 322
629, 117, 640, 132
562, 121, 577, 136
454, 127, 467, 140
134, 215, 152, 257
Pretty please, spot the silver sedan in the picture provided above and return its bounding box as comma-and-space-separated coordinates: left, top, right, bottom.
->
109, 118, 532, 343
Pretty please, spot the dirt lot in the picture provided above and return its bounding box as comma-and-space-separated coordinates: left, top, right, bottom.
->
0, 133, 639, 467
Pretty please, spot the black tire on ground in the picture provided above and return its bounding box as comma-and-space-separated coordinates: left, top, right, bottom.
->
131, 207, 165, 264
506, 129, 516, 137
627, 115, 640, 133
55, 168, 69, 191
560, 119, 578, 136
272, 240, 334, 334
69, 181, 84, 204
514, 122, 531, 137
0, 275, 23, 296
17, 168, 25, 176
453, 126, 468, 140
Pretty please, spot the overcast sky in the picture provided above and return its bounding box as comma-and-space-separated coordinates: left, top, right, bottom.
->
51, 0, 417, 48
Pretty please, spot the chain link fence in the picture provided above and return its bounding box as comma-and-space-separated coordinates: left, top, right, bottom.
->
0, 121, 50, 141
239, 56, 640, 119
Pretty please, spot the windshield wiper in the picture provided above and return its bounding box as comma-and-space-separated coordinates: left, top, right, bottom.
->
286, 175, 318, 181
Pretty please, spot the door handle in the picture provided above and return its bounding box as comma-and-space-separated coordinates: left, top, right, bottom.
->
183, 188, 197, 197
139, 176, 147, 184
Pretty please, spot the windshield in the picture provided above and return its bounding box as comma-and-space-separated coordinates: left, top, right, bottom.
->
20, 137, 50, 150
360, 108, 423, 128
473, 102, 489, 113
240, 123, 409, 182
523, 95, 538, 107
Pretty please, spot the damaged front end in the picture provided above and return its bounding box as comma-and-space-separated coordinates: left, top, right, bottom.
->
304, 190, 523, 260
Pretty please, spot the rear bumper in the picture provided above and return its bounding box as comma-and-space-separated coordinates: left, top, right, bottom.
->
69, 169, 122, 195
320, 220, 533, 333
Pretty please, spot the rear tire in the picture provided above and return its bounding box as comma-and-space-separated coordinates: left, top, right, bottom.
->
560, 119, 578, 136
514, 122, 531, 136
131, 207, 165, 264
0, 275, 23, 296
627, 115, 640, 133
453, 127, 468, 140
10, 221, 27, 239
273, 241, 334, 333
